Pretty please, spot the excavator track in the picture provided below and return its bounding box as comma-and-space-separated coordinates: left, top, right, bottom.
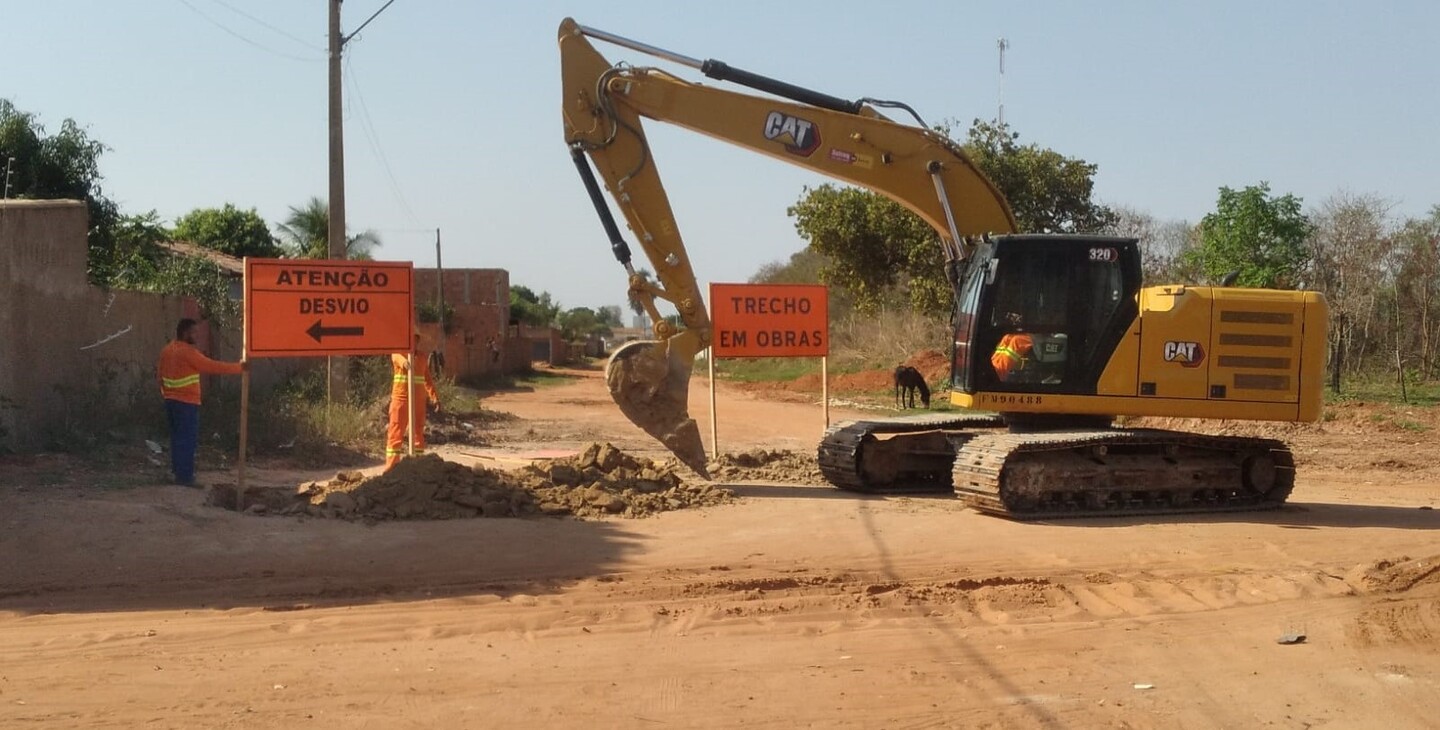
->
817, 414, 1005, 493
952, 429, 1295, 520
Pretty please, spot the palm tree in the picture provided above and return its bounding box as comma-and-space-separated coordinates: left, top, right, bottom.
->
276, 197, 382, 260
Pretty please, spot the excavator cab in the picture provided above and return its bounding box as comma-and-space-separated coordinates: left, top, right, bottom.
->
952, 235, 1142, 398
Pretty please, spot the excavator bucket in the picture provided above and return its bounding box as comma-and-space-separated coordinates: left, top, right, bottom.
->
605, 330, 710, 479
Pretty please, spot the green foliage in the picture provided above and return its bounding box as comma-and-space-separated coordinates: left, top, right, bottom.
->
788, 120, 1114, 316
596, 305, 624, 328
0, 99, 122, 285
173, 203, 283, 258
120, 255, 241, 330
557, 306, 614, 341
510, 285, 561, 327
714, 357, 818, 383
788, 185, 941, 315
958, 120, 1116, 234
417, 301, 457, 334
276, 196, 382, 259
1183, 183, 1313, 288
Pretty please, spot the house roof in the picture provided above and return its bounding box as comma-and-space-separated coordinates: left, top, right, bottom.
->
160, 241, 245, 276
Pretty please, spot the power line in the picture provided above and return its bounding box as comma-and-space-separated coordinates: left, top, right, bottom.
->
204, 0, 322, 52
175, 0, 322, 62
345, 54, 423, 227
344, 0, 399, 44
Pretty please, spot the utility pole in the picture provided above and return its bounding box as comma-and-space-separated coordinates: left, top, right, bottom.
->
325, 0, 398, 402
327, 0, 349, 402
328, 1, 347, 262
434, 228, 445, 372
997, 38, 1009, 126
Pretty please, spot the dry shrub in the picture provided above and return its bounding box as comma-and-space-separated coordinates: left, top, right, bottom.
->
828, 308, 951, 372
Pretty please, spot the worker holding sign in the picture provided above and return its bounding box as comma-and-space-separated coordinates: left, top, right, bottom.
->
384, 331, 441, 471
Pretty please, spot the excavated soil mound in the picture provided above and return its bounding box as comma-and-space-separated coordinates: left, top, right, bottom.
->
518, 442, 732, 518
213, 444, 732, 521
1348, 555, 1440, 595
709, 449, 825, 484
903, 349, 950, 382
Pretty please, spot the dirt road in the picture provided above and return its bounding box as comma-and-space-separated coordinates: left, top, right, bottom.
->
2, 368, 1438, 728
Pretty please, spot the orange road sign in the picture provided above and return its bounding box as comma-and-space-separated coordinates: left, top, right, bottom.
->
245, 258, 414, 357
709, 283, 829, 358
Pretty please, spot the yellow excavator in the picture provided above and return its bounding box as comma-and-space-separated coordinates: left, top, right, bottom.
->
559, 18, 1328, 518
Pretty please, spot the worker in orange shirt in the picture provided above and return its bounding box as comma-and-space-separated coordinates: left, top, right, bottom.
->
157, 318, 246, 487
385, 332, 442, 471
990, 312, 1034, 383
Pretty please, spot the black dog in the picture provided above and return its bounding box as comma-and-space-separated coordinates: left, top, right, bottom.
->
893, 365, 931, 409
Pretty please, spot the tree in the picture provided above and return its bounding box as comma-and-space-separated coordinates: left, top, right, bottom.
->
173, 204, 283, 259
1305, 192, 1394, 382
1182, 183, 1313, 289
558, 307, 614, 341
959, 120, 1115, 233
509, 285, 561, 327
596, 305, 624, 328
788, 120, 1114, 317
105, 210, 171, 282
1391, 207, 1440, 377
0, 99, 121, 284
1104, 206, 1201, 284
276, 196, 382, 260
788, 185, 937, 314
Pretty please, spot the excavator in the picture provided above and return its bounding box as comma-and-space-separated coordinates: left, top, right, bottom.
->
559, 18, 1328, 518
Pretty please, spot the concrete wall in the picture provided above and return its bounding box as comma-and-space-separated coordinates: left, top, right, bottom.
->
413, 268, 510, 381
0, 200, 285, 452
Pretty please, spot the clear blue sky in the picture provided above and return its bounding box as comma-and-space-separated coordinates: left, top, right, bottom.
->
6, 1, 1437, 314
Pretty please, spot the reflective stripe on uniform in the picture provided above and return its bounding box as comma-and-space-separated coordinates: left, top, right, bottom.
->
392, 375, 426, 383
995, 346, 1021, 362
163, 374, 201, 388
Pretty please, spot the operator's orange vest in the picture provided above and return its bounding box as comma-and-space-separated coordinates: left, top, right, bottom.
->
990, 333, 1034, 382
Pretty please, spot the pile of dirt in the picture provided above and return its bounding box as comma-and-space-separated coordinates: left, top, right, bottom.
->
709, 449, 824, 484
215, 443, 732, 521
309, 456, 537, 519
520, 442, 732, 517
1347, 555, 1440, 594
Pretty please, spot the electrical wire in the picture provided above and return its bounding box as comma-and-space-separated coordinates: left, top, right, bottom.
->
203, 0, 322, 52
174, 0, 322, 63
345, 54, 424, 228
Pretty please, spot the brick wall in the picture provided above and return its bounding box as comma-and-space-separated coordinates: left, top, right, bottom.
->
413, 268, 510, 381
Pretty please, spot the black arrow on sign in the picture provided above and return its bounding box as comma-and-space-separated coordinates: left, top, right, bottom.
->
306, 320, 366, 343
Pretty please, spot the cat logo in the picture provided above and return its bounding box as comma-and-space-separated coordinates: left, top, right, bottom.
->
1163, 340, 1205, 368
763, 111, 820, 156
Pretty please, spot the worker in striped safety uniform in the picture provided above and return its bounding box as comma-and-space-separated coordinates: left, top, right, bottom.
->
386, 332, 442, 471
156, 318, 246, 486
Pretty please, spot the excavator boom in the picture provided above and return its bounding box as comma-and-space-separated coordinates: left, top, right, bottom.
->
559, 18, 1015, 473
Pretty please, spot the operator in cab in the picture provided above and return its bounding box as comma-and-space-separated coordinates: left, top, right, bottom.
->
991, 311, 1034, 382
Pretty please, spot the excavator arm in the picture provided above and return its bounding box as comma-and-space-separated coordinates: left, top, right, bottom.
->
559, 18, 1016, 475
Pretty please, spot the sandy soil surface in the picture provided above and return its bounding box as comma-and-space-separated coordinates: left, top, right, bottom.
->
2, 366, 1438, 728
